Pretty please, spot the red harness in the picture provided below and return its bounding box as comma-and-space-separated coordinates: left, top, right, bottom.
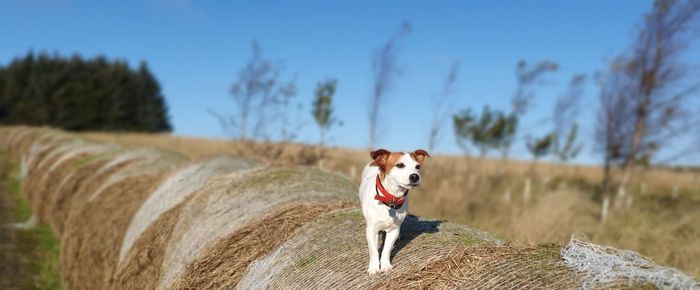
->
374, 175, 408, 209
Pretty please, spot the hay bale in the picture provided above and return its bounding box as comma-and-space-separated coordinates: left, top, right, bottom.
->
32, 145, 113, 222
109, 198, 193, 290
236, 209, 501, 290
119, 157, 261, 263
27, 144, 114, 222
60, 175, 164, 290
2, 127, 38, 154
88, 149, 185, 202
169, 203, 353, 290
46, 156, 111, 234
60, 155, 184, 290
376, 244, 584, 289
157, 167, 358, 290
21, 145, 66, 210
20, 143, 53, 179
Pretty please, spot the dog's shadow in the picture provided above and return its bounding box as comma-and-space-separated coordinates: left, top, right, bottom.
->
378, 214, 443, 260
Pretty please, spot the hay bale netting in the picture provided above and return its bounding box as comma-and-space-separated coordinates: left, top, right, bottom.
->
154, 167, 357, 290
59, 150, 186, 290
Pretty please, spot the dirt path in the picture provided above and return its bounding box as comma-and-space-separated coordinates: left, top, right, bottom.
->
0, 157, 37, 289
0, 155, 63, 290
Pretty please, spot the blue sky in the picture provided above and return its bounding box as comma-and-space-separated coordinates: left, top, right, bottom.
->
4, 0, 696, 164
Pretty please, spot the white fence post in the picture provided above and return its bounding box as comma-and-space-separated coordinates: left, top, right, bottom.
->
523, 178, 531, 204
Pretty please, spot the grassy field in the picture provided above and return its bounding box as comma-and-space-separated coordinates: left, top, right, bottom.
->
81, 131, 700, 278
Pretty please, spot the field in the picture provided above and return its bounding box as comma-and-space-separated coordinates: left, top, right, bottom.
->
82, 131, 700, 278
4, 126, 602, 289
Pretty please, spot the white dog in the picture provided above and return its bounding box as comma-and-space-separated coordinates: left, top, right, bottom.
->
359, 148, 430, 275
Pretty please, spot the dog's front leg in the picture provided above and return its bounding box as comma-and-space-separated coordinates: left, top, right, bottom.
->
365, 226, 381, 275
380, 227, 400, 272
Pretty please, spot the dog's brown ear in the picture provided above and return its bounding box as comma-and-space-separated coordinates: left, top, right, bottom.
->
411, 149, 430, 164
370, 149, 391, 170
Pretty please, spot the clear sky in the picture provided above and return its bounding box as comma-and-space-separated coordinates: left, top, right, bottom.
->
4, 0, 696, 165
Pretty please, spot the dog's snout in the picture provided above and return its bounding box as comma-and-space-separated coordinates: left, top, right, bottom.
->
409, 173, 420, 183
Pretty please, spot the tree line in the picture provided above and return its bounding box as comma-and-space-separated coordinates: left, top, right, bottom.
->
0, 52, 171, 132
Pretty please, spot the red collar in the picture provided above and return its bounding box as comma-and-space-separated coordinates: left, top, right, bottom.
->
374, 175, 408, 209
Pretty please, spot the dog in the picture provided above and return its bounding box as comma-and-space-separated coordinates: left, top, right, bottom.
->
359, 148, 430, 275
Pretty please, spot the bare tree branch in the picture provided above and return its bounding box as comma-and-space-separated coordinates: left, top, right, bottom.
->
428, 60, 460, 151
368, 22, 412, 148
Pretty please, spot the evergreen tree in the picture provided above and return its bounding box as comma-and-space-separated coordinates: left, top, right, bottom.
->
0, 52, 172, 132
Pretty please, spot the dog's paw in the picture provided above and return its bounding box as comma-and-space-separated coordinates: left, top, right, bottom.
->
380, 261, 393, 272
367, 263, 381, 275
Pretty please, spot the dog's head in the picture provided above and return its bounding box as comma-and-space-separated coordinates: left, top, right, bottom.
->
370, 149, 430, 189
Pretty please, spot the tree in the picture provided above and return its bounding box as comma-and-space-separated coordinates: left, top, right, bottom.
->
526, 132, 556, 163
368, 22, 412, 148
552, 75, 586, 163
312, 79, 340, 148
452, 106, 517, 159
511, 60, 559, 116
428, 61, 460, 152
210, 41, 303, 163
595, 66, 638, 222
491, 112, 518, 159
0, 52, 171, 132
596, 0, 700, 194
627, 0, 700, 168
211, 41, 300, 142
553, 123, 583, 163
504, 60, 558, 159
453, 109, 478, 157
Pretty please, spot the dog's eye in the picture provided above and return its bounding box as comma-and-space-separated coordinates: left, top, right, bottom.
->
396, 163, 405, 168
415, 165, 420, 170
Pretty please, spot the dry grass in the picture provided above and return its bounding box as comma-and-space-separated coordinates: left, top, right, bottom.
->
80, 131, 700, 278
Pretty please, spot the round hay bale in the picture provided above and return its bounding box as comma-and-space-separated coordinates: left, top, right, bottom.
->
60, 156, 183, 290
377, 244, 583, 290
21, 140, 100, 198
92, 148, 164, 176
168, 203, 353, 290
51, 149, 169, 240
46, 156, 111, 234
21, 145, 66, 210
3, 127, 39, 155
70, 149, 172, 207
235, 209, 501, 290
157, 167, 358, 290
119, 157, 261, 263
88, 149, 185, 202
32, 145, 112, 222
20, 143, 53, 180
109, 197, 193, 290
27, 145, 114, 222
